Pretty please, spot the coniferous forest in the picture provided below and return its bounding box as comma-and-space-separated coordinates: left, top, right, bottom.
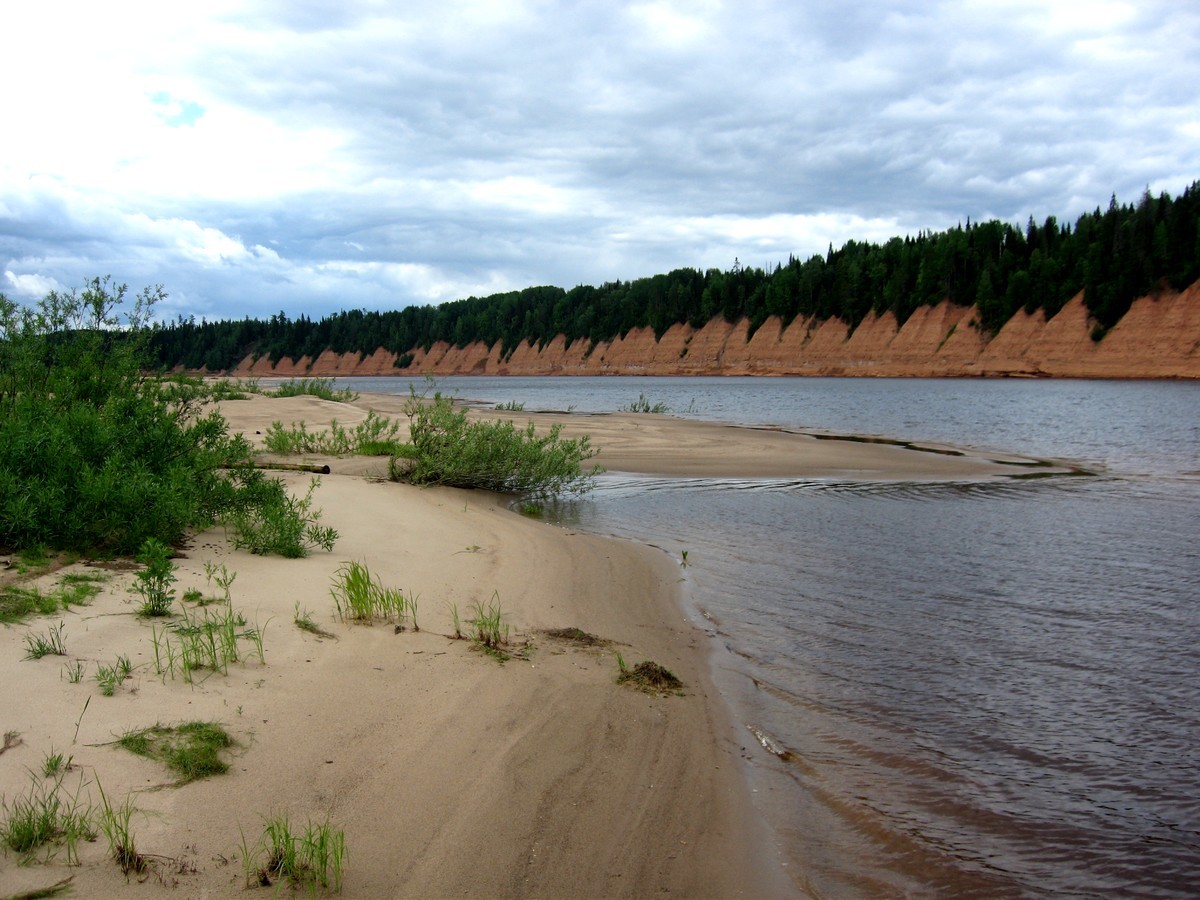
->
149, 184, 1200, 372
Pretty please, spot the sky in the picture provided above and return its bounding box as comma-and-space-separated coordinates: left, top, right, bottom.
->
2, 0, 1198, 324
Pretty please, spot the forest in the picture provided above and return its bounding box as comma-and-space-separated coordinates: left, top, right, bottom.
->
149, 183, 1200, 372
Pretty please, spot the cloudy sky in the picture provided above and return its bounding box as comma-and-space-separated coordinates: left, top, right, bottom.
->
2, 1, 1197, 323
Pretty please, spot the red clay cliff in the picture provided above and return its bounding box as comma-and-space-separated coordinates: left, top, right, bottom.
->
227, 284, 1200, 379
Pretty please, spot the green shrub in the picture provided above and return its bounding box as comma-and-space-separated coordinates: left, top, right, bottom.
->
263, 410, 404, 456
132, 538, 176, 617
224, 476, 338, 558
0, 279, 334, 557
393, 385, 601, 496
267, 377, 357, 402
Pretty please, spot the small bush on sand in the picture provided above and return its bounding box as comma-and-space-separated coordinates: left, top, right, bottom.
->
267, 377, 357, 403
264, 411, 404, 456
132, 538, 176, 617
392, 383, 601, 496
225, 476, 338, 558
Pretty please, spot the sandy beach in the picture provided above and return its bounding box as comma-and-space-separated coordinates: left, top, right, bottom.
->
0, 394, 1065, 898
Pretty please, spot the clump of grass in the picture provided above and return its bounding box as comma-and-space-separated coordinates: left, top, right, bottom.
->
0, 585, 58, 623
1, 772, 96, 865
24, 621, 68, 659
469, 592, 511, 662
541, 627, 607, 647
150, 605, 266, 682
131, 537, 176, 617
117, 722, 234, 784
494, 400, 525, 411
94, 655, 134, 696
206, 377, 262, 400
244, 813, 346, 893
267, 377, 358, 403
0, 574, 103, 624
616, 655, 684, 694
621, 393, 669, 414
63, 659, 86, 683
330, 561, 414, 627
96, 782, 145, 875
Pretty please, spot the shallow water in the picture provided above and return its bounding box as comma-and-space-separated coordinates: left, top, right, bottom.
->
340, 376, 1200, 896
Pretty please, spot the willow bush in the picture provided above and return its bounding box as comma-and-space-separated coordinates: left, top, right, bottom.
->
392, 384, 601, 497
0, 278, 336, 557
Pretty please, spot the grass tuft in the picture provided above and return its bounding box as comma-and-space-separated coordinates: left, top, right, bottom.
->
330, 561, 413, 626
1, 772, 95, 865
244, 813, 346, 893
117, 721, 234, 784
23, 621, 68, 660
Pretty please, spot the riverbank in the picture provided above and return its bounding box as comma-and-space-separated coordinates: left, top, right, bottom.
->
0, 394, 1071, 897
0, 396, 788, 898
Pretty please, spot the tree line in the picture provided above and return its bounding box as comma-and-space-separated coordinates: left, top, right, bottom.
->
150, 182, 1200, 372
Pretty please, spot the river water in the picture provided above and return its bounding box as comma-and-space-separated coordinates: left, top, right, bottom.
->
338, 376, 1200, 897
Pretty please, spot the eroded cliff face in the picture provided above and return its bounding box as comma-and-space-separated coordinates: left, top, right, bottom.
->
228, 284, 1200, 379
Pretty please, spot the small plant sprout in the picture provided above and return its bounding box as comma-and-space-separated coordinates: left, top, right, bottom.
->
294, 602, 336, 639
204, 562, 237, 602
24, 621, 68, 659
63, 660, 86, 683
680, 549, 689, 567
447, 602, 463, 640
41, 749, 73, 779
96, 781, 145, 875
469, 592, 511, 661
132, 538, 176, 617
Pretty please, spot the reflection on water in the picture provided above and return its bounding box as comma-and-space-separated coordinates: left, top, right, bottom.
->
342, 376, 1200, 896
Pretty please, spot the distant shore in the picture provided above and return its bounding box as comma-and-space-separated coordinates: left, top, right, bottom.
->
219, 286, 1200, 381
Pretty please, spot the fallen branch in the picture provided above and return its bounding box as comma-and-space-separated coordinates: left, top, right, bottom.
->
222, 461, 331, 475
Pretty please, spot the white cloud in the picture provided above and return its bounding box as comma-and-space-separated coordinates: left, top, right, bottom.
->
3, 271, 62, 299
0, 0, 1197, 323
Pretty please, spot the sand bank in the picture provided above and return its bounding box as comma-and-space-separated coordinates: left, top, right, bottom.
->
1, 394, 1065, 898
1, 396, 789, 899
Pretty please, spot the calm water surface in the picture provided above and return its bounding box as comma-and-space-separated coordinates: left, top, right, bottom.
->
342, 376, 1200, 897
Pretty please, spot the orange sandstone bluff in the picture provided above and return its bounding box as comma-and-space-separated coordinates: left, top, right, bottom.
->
230, 284, 1200, 380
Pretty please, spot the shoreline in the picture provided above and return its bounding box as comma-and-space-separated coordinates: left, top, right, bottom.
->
0, 396, 795, 898
1, 393, 1074, 896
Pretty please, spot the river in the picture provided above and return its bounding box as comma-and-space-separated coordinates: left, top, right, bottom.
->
337, 375, 1200, 897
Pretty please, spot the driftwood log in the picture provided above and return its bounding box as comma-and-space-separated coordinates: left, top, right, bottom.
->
222, 461, 331, 475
